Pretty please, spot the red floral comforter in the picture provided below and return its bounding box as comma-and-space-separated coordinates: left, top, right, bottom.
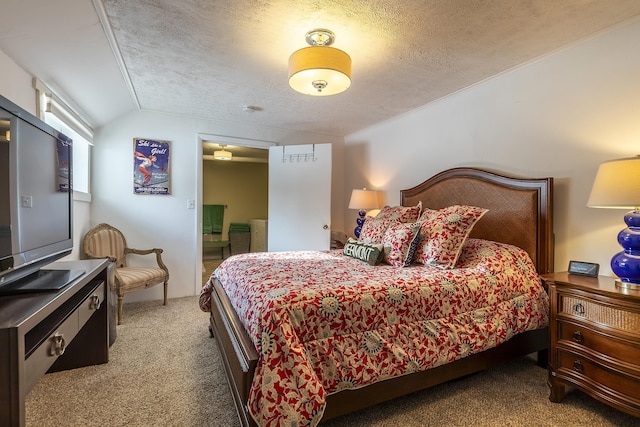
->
211, 238, 549, 426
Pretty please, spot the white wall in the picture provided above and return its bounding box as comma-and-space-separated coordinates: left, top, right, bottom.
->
0, 50, 35, 113
92, 110, 344, 301
345, 17, 640, 276
0, 49, 91, 261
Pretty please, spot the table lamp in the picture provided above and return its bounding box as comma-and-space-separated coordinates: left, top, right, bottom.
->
348, 188, 380, 238
587, 156, 640, 290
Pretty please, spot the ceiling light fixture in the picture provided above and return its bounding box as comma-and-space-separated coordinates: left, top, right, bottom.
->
214, 144, 232, 161
288, 28, 352, 96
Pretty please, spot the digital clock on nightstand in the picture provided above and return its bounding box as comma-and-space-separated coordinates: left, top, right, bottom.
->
567, 260, 599, 277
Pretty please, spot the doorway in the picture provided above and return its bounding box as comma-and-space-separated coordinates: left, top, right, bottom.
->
197, 134, 275, 286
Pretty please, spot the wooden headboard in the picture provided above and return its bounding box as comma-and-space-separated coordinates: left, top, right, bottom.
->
400, 167, 553, 274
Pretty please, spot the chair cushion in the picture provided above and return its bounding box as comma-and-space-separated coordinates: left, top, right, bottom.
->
116, 267, 166, 287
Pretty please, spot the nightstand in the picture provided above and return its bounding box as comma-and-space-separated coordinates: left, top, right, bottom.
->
542, 272, 640, 418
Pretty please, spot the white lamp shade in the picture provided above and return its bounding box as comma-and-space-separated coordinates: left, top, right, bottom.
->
348, 189, 380, 210
213, 149, 232, 160
288, 46, 351, 96
587, 156, 640, 209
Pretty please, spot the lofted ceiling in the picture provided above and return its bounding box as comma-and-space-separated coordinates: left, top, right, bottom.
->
1, 1, 640, 139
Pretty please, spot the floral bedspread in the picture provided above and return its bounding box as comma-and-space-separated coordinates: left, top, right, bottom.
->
211, 238, 549, 427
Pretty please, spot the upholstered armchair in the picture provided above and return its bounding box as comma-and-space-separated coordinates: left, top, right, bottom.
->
81, 223, 169, 324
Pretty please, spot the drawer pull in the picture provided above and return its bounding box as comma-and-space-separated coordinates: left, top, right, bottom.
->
572, 302, 585, 316
572, 331, 584, 344
49, 333, 66, 357
89, 294, 101, 310
572, 360, 584, 373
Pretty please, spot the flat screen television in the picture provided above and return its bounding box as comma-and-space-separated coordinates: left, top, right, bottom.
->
0, 94, 82, 294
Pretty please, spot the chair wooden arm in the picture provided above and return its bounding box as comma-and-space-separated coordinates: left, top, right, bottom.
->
84, 254, 118, 263
124, 247, 169, 277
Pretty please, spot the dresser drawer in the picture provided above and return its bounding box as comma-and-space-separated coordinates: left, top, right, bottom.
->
557, 321, 640, 368
557, 349, 640, 402
24, 311, 79, 392
78, 281, 105, 326
559, 293, 640, 336
23, 280, 105, 393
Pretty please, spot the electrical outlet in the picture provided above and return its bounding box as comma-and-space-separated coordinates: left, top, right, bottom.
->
187, 199, 195, 209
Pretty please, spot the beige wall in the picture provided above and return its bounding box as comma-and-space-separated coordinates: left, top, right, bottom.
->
345, 17, 640, 277
203, 160, 268, 240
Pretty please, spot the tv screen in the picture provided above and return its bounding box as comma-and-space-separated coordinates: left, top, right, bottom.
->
0, 94, 77, 293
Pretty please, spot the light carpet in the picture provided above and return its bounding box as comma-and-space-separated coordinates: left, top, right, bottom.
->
25, 296, 638, 426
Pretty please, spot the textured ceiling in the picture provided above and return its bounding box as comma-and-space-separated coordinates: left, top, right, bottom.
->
1, 1, 640, 138
101, 0, 640, 137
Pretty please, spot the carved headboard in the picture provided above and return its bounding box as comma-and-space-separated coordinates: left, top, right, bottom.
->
400, 167, 553, 274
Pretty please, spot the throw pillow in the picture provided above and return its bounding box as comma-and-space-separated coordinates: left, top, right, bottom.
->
358, 202, 422, 244
343, 238, 384, 265
414, 205, 488, 269
382, 222, 422, 267
358, 217, 393, 244
376, 202, 422, 223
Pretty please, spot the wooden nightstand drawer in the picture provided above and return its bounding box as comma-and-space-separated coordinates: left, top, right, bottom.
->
559, 294, 640, 335
557, 349, 640, 402
557, 321, 640, 367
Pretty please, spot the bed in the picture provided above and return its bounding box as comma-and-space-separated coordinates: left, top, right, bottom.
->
205, 167, 554, 427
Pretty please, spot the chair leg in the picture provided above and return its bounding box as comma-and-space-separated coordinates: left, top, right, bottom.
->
163, 281, 168, 306
117, 295, 124, 325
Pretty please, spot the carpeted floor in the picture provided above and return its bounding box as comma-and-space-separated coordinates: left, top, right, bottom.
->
25, 296, 237, 427
25, 297, 639, 426
202, 259, 223, 284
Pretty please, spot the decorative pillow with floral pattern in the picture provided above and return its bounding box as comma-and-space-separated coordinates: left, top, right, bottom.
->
358, 202, 422, 244
382, 221, 422, 267
358, 217, 394, 244
414, 205, 488, 269
376, 202, 422, 223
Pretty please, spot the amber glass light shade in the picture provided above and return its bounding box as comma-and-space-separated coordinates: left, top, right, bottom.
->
288, 46, 351, 96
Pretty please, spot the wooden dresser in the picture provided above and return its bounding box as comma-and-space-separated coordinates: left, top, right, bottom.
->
0, 259, 110, 426
542, 272, 640, 418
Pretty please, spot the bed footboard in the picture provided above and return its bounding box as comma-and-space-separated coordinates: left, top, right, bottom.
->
209, 279, 258, 427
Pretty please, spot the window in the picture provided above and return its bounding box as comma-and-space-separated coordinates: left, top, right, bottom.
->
43, 112, 91, 195
34, 79, 93, 200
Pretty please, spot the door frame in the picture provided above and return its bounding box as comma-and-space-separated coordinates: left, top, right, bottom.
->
195, 133, 276, 292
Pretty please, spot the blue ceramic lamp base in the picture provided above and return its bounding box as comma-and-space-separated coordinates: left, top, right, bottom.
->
611, 209, 640, 290
353, 210, 366, 239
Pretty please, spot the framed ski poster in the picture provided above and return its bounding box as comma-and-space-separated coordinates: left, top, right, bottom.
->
133, 138, 170, 195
